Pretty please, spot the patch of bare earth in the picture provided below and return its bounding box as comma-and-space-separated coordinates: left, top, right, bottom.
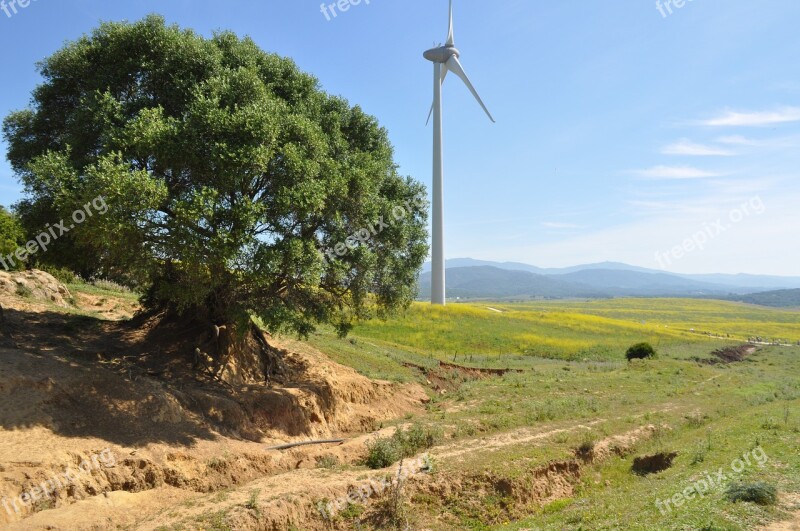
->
761, 493, 800, 530
0, 272, 428, 528
113, 422, 662, 530
704, 344, 758, 364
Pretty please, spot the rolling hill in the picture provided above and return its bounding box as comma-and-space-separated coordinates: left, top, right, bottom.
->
419, 258, 800, 306
417, 259, 800, 300
416, 266, 608, 300
724, 288, 800, 308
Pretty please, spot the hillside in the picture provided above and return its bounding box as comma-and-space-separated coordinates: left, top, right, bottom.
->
1, 273, 799, 529
418, 258, 800, 300
417, 266, 609, 300
417, 265, 755, 300
554, 268, 735, 296
0, 271, 428, 529
725, 288, 800, 308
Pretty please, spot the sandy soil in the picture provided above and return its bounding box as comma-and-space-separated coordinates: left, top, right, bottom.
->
0, 272, 428, 529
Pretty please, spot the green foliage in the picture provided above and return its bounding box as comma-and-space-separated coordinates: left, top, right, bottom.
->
394, 424, 443, 456
725, 482, 777, 505
626, 342, 656, 361
15, 284, 33, 298
244, 489, 261, 518
728, 289, 800, 308
315, 455, 340, 469
365, 437, 401, 469
0, 206, 25, 270
365, 424, 442, 469
39, 264, 79, 284
90, 278, 131, 293
3, 15, 428, 334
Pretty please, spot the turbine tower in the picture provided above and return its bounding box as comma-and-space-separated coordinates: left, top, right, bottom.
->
424, 0, 494, 305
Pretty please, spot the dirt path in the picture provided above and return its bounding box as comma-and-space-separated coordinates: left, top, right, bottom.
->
761, 494, 800, 530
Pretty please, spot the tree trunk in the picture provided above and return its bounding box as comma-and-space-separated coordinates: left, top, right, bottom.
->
192, 318, 287, 387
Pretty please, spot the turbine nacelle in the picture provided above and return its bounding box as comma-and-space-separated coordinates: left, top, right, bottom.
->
423, 45, 459, 64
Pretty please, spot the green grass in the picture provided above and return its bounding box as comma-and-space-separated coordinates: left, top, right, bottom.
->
307, 299, 800, 371
67, 281, 141, 302
299, 298, 800, 530
315, 299, 797, 364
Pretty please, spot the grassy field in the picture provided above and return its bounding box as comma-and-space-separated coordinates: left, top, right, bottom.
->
308, 298, 800, 370
301, 298, 800, 530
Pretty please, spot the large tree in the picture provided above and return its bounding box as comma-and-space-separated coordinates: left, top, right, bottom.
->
3, 16, 428, 381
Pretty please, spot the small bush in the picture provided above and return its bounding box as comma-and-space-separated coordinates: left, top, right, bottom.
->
365, 437, 401, 469
15, 284, 33, 298
315, 455, 340, 469
395, 424, 443, 456
39, 265, 79, 285
91, 278, 132, 293
244, 489, 261, 517
365, 424, 443, 469
626, 342, 656, 361
726, 482, 778, 505
576, 440, 595, 460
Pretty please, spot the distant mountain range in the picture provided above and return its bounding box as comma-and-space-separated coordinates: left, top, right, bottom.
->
417, 259, 800, 305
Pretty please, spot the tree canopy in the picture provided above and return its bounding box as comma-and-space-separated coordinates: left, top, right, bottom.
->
0, 206, 25, 270
3, 15, 428, 336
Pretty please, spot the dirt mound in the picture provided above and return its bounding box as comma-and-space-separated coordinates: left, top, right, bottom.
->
0, 270, 72, 307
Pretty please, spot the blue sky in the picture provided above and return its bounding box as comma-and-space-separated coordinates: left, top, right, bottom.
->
1, 0, 799, 275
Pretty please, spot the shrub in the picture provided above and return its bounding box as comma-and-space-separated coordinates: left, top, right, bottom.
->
365, 423, 443, 469
91, 278, 132, 293
395, 424, 443, 456
576, 439, 595, 460
15, 284, 33, 298
626, 342, 656, 361
315, 455, 340, 469
726, 482, 777, 505
39, 265, 79, 285
365, 437, 401, 469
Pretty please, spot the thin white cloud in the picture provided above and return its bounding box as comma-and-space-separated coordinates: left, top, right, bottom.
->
715, 135, 799, 150
662, 139, 734, 156
541, 222, 582, 229
716, 135, 757, 146
632, 166, 724, 180
697, 107, 800, 127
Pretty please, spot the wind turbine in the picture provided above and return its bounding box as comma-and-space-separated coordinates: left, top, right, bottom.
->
424, 0, 494, 306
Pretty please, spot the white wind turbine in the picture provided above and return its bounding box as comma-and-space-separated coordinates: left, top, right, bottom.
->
424, 0, 494, 306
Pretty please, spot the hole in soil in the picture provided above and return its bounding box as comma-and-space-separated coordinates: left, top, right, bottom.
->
631, 452, 678, 476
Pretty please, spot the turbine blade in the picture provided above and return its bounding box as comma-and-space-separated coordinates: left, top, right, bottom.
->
426, 64, 450, 125
446, 56, 495, 123
446, 0, 455, 46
